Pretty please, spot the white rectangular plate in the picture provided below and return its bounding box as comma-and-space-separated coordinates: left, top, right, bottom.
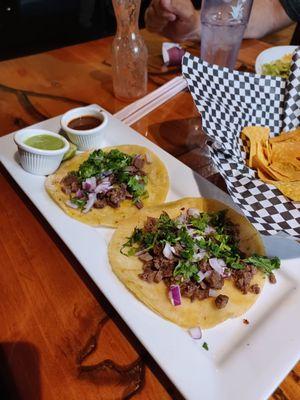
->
1, 107, 300, 400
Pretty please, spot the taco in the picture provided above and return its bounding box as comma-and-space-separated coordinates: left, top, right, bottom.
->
109, 198, 280, 329
45, 145, 169, 227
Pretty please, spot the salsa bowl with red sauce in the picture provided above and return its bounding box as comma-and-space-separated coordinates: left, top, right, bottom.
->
61, 105, 108, 150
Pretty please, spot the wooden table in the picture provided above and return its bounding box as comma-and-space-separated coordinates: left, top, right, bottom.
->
0, 30, 299, 400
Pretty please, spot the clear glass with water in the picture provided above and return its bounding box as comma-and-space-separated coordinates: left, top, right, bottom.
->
201, 0, 253, 69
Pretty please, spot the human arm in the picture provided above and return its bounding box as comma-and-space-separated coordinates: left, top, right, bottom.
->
144, 0, 200, 42
145, 0, 295, 42
244, 0, 294, 39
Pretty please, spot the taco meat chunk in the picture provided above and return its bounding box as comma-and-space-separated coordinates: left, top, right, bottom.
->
61, 173, 80, 194
215, 294, 229, 309
232, 265, 257, 294
269, 272, 277, 284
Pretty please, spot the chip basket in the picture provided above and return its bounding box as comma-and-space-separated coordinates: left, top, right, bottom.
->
182, 50, 300, 238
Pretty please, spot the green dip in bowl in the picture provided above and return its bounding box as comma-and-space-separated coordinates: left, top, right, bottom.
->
24, 134, 65, 150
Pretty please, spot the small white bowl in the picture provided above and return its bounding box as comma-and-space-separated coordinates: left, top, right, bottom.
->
61, 105, 108, 151
255, 45, 297, 75
14, 128, 70, 175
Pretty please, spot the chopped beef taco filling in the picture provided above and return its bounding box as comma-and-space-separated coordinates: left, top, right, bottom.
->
61, 149, 149, 212
122, 209, 280, 309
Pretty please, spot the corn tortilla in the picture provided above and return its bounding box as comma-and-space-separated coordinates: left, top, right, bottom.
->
109, 198, 266, 329
45, 145, 169, 227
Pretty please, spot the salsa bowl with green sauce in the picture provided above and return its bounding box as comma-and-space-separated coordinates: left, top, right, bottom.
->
14, 128, 70, 175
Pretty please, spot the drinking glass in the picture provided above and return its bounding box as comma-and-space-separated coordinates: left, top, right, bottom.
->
200, 0, 253, 69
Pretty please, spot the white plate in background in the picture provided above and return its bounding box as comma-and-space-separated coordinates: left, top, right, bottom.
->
255, 45, 297, 75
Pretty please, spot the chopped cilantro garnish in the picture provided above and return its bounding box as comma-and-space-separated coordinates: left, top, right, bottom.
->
244, 255, 280, 275
230, 261, 245, 270
72, 149, 149, 204
120, 228, 144, 255
127, 175, 147, 201
77, 149, 132, 181
122, 210, 281, 281
157, 212, 177, 231
77, 149, 133, 180
173, 261, 199, 280
190, 213, 210, 231
210, 210, 227, 230
202, 342, 209, 351
177, 227, 194, 259
70, 197, 86, 210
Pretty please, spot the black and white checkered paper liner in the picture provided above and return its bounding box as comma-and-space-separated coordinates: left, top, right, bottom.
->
182, 51, 300, 238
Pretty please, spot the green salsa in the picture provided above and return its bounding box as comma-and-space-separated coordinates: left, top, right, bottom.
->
24, 134, 64, 150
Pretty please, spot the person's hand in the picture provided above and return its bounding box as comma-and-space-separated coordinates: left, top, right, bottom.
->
145, 0, 200, 42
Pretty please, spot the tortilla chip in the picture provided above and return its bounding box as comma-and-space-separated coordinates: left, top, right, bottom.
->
242, 126, 270, 168
270, 162, 300, 181
264, 139, 273, 165
269, 129, 300, 144
45, 145, 169, 227
257, 168, 276, 182
109, 198, 265, 329
268, 181, 300, 201
271, 142, 300, 165
253, 143, 279, 180
242, 126, 300, 201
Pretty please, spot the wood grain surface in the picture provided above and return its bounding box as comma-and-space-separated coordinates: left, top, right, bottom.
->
0, 30, 299, 400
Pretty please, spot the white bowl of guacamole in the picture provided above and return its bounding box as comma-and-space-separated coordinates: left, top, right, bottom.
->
255, 45, 298, 78
14, 128, 70, 175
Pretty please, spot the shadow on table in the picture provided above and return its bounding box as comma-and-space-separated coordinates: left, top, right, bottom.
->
0, 342, 40, 400
147, 117, 207, 157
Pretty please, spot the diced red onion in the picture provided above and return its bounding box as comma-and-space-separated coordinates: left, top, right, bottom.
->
95, 178, 113, 194
187, 208, 200, 217
204, 226, 216, 235
218, 259, 226, 267
197, 270, 211, 282
197, 271, 205, 282
193, 250, 207, 262
163, 242, 174, 259
187, 228, 197, 237
102, 170, 112, 177
82, 182, 91, 191
75, 189, 84, 198
208, 289, 218, 297
168, 285, 181, 306
65, 200, 78, 209
194, 235, 204, 242
83, 193, 97, 213
138, 252, 153, 262
145, 152, 152, 164
209, 258, 226, 276
124, 166, 137, 173
170, 245, 180, 256
176, 213, 186, 225
188, 326, 202, 340
101, 176, 111, 183
133, 154, 144, 166
135, 248, 149, 256
82, 176, 97, 191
